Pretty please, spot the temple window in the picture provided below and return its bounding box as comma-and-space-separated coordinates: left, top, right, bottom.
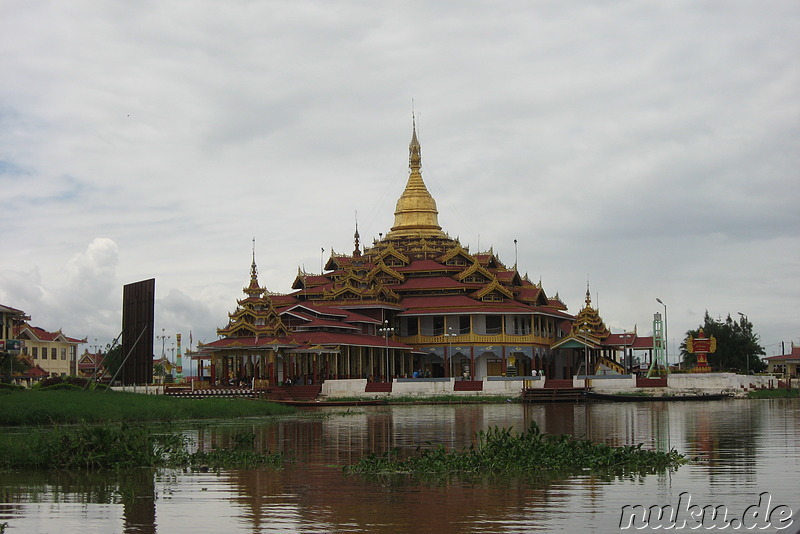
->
485, 315, 502, 335
402, 317, 419, 336
433, 316, 444, 336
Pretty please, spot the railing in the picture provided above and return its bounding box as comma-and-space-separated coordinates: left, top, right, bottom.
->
396, 332, 554, 345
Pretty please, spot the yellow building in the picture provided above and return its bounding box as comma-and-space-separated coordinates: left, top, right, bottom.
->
764, 343, 800, 377
16, 324, 85, 377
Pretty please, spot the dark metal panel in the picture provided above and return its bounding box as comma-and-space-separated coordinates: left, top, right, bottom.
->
121, 278, 155, 385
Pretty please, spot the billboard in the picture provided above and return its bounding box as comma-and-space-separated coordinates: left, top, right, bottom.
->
121, 278, 155, 385
0, 340, 21, 352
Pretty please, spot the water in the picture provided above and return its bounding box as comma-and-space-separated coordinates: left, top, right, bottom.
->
1, 399, 798, 533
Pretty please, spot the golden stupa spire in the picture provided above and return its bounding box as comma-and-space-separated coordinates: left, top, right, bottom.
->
386, 114, 445, 239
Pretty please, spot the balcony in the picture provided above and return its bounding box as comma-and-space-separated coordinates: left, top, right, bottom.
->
396, 332, 553, 346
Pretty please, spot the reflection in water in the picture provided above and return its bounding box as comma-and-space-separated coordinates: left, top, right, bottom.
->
1, 399, 797, 533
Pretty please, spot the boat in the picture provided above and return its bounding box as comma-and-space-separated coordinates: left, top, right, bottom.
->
583, 391, 730, 402
269, 399, 387, 407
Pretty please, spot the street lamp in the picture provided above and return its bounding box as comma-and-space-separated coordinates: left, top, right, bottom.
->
738, 312, 749, 375
156, 329, 170, 360
578, 327, 591, 389
656, 298, 668, 368
444, 326, 458, 378
378, 320, 395, 382
621, 332, 632, 374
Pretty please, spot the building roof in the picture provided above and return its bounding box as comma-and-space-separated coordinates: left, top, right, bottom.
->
764, 345, 800, 361
395, 260, 452, 273
15, 324, 85, 344
0, 304, 28, 316
397, 277, 468, 290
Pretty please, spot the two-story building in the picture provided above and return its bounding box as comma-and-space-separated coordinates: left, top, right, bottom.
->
16, 324, 86, 377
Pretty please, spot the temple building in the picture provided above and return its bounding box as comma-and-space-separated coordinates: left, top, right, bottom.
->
203, 120, 650, 386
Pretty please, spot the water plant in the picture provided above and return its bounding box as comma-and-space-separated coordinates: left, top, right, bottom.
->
346, 421, 686, 476
0, 424, 287, 470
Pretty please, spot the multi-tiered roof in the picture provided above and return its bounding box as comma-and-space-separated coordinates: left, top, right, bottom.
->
209, 120, 575, 350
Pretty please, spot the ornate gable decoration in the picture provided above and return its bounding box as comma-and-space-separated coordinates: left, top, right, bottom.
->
457, 261, 496, 284
472, 280, 514, 302
218, 304, 288, 339
474, 248, 501, 269
366, 263, 404, 284
324, 280, 365, 302
437, 245, 474, 267
376, 243, 410, 267
373, 283, 401, 303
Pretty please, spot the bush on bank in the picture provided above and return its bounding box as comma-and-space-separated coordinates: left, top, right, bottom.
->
747, 388, 799, 399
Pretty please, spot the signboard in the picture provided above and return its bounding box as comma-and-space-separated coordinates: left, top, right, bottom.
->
0, 340, 21, 352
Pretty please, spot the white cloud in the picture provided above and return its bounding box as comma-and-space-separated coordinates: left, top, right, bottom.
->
0, 0, 798, 353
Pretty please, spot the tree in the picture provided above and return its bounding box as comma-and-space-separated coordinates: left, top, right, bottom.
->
679, 311, 766, 373
0, 351, 29, 382
100, 343, 124, 381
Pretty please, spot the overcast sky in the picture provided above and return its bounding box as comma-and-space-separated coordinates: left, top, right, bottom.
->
2, 0, 798, 364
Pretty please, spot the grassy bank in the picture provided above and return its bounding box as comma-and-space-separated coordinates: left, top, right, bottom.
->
0, 423, 286, 470
0, 389, 295, 426
346, 422, 686, 476
746, 388, 799, 399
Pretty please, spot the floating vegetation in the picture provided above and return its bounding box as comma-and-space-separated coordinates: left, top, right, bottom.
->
346, 422, 686, 477
0, 424, 286, 470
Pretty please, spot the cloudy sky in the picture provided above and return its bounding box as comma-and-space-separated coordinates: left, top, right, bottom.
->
2, 0, 798, 364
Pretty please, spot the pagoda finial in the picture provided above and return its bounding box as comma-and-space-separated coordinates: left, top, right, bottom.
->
244, 238, 265, 297
353, 211, 362, 257
410, 111, 421, 173
585, 281, 592, 308
251, 237, 257, 273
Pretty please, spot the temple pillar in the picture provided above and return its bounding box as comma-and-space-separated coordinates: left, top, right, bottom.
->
470, 346, 475, 380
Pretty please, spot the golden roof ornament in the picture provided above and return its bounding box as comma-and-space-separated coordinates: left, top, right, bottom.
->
386, 115, 446, 239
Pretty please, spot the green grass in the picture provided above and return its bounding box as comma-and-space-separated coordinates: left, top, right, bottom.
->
0, 389, 295, 426
346, 421, 686, 477
747, 388, 799, 399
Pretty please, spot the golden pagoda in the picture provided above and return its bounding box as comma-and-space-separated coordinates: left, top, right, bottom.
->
203, 117, 647, 392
